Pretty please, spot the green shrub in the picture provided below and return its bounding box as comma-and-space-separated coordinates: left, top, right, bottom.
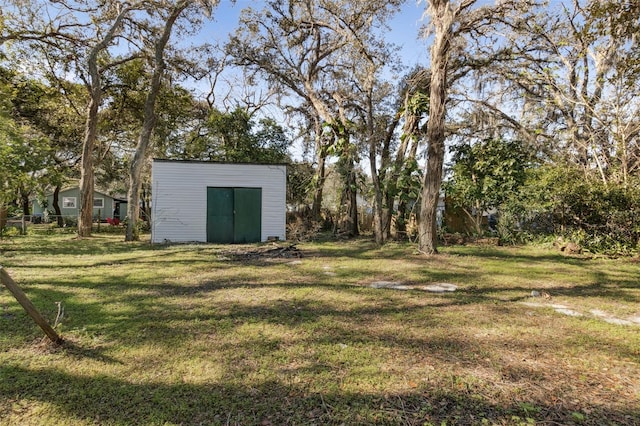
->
508, 165, 640, 255
1, 226, 21, 237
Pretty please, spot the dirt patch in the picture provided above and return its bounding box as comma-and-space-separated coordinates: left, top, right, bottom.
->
369, 281, 412, 290
522, 301, 640, 326
369, 281, 458, 292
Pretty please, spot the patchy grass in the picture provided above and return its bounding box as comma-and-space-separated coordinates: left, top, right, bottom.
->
0, 233, 638, 425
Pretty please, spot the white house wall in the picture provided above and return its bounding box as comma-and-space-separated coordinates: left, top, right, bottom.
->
151, 160, 286, 243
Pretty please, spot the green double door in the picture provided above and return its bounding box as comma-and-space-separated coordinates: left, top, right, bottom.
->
206, 187, 262, 243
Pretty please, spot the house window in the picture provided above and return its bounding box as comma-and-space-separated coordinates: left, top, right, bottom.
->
93, 198, 104, 209
62, 197, 76, 209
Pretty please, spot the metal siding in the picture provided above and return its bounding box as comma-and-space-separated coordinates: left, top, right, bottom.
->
152, 161, 286, 243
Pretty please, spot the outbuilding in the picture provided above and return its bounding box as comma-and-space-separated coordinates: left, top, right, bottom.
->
151, 159, 286, 244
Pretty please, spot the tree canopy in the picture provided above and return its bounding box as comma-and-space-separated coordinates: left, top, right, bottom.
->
1, 0, 638, 254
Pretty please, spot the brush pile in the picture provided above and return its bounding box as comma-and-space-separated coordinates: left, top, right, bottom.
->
226, 244, 302, 260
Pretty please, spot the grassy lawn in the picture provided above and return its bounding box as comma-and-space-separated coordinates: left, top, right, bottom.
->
0, 232, 638, 425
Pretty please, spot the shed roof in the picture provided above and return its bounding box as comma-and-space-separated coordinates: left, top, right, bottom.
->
37, 187, 127, 203
152, 158, 289, 167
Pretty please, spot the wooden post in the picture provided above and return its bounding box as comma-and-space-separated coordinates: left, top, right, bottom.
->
0, 266, 63, 344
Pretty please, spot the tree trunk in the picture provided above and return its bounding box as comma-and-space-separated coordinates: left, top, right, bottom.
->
311, 155, 326, 221
77, 4, 133, 238
77, 93, 98, 237
0, 204, 7, 233
370, 147, 385, 245
395, 199, 408, 237
124, 176, 142, 241
125, 172, 142, 241
419, 136, 445, 253
141, 183, 153, 222
311, 118, 327, 221
369, 120, 388, 245
346, 164, 359, 237
126, 4, 185, 241
380, 116, 403, 240
418, 0, 452, 255
19, 189, 29, 217
336, 135, 358, 237
369, 91, 399, 245
388, 82, 424, 240
52, 185, 63, 227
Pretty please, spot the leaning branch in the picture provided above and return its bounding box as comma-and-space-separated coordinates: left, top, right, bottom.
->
0, 267, 63, 344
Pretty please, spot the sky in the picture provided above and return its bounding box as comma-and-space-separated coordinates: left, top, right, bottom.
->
203, 0, 430, 71
187, 0, 431, 160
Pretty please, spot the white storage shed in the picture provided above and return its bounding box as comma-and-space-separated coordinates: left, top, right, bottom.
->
151, 160, 286, 244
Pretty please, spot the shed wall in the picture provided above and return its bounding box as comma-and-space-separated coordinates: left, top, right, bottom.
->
151, 161, 286, 243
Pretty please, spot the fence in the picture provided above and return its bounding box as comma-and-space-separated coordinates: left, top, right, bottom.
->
1, 214, 128, 236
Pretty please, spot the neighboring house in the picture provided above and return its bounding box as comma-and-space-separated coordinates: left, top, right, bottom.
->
151, 159, 286, 244
32, 187, 128, 221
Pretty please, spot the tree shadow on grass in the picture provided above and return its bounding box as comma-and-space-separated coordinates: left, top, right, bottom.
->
60, 339, 124, 364
2, 234, 150, 256
3, 277, 543, 368
460, 271, 639, 304
461, 285, 638, 306
443, 244, 609, 266
3, 237, 639, 425
8, 278, 638, 363
6, 263, 636, 354
5, 284, 446, 344
3, 271, 639, 424
0, 364, 638, 425
2, 240, 230, 272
